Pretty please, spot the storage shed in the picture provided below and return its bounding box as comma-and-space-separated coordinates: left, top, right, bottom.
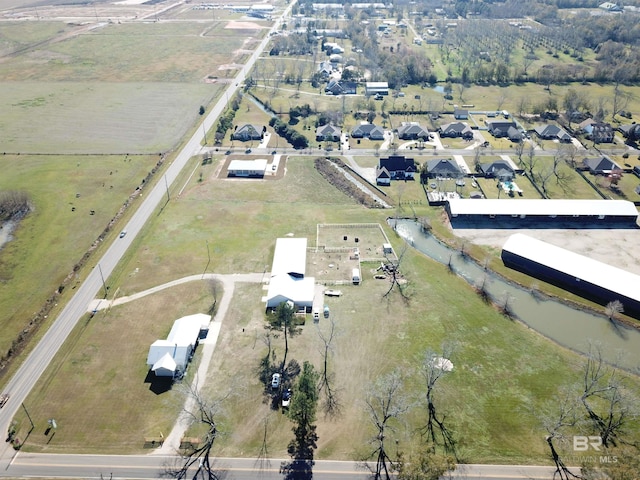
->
227, 159, 268, 178
502, 234, 640, 318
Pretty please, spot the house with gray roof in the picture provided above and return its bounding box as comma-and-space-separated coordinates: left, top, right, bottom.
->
438, 122, 473, 139
232, 124, 264, 141
351, 122, 385, 140
534, 124, 572, 142
487, 120, 523, 141
378, 155, 416, 181
582, 156, 622, 175
397, 122, 429, 140
325, 79, 357, 95
425, 158, 462, 178
479, 160, 515, 180
316, 124, 342, 142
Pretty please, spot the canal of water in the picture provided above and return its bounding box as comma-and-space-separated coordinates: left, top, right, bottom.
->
391, 218, 640, 373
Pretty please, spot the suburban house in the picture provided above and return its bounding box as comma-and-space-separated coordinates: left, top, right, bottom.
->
397, 122, 429, 140
232, 124, 264, 141
377, 155, 416, 182
454, 107, 469, 120
376, 167, 391, 186
146, 313, 210, 377
582, 155, 622, 175
486, 120, 522, 141
425, 158, 462, 178
364, 82, 389, 96
351, 122, 385, 140
316, 124, 342, 142
579, 120, 614, 144
438, 122, 473, 139
534, 124, 572, 142
317, 61, 334, 78
264, 238, 315, 311
618, 124, 640, 141
323, 42, 345, 54
325, 79, 357, 95
479, 160, 515, 180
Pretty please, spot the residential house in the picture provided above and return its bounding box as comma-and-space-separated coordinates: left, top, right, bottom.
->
317, 61, 334, 78
351, 122, 385, 140
378, 155, 416, 181
316, 124, 342, 142
438, 122, 473, 139
232, 124, 263, 141
581, 121, 614, 144
582, 156, 622, 175
619, 124, 640, 142
425, 158, 462, 178
325, 79, 357, 95
454, 108, 468, 120
534, 124, 572, 142
376, 167, 391, 185
397, 122, 429, 140
487, 120, 522, 141
323, 42, 345, 54
479, 160, 515, 180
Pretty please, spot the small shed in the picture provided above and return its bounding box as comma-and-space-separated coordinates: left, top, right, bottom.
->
383, 243, 393, 255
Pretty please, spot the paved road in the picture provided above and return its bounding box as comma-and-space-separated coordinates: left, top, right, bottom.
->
2, 453, 570, 480
0, 0, 294, 470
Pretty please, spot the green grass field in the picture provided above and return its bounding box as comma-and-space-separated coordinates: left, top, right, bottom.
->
11, 157, 640, 465
0, 154, 161, 359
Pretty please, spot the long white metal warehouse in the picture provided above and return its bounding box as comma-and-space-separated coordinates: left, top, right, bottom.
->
502, 234, 640, 316
447, 199, 638, 226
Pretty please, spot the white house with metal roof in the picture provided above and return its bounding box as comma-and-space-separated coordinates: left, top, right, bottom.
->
264, 238, 315, 310
228, 159, 268, 178
146, 313, 211, 377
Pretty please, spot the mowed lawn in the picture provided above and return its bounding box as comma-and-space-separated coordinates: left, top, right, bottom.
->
14, 156, 640, 464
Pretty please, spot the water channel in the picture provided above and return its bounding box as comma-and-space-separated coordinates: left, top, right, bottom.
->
391, 218, 640, 373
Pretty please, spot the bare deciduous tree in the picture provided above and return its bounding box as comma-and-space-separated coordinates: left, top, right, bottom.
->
605, 300, 624, 321
362, 371, 408, 480
317, 316, 341, 417
166, 384, 226, 480
419, 347, 457, 458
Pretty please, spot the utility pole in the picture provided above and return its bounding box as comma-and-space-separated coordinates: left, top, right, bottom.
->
164, 174, 170, 203
97, 263, 108, 298
22, 403, 35, 431
202, 240, 211, 279
202, 123, 207, 145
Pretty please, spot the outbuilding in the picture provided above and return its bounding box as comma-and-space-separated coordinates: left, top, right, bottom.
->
227, 159, 268, 178
264, 238, 316, 310
502, 234, 640, 318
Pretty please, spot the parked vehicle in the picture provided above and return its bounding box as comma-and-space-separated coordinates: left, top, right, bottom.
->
323, 305, 330, 318
271, 373, 281, 389
282, 388, 292, 408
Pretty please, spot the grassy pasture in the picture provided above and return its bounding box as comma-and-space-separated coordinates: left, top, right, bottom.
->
0, 21, 252, 82
0, 82, 221, 154
14, 155, 640, 463
0, 154, 161, 361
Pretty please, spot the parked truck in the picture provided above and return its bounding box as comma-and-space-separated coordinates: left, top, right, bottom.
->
352, 267, 361, 285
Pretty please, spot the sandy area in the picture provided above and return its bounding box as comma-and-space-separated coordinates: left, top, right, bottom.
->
451, 225, 640, 275
225, 20, 265, 29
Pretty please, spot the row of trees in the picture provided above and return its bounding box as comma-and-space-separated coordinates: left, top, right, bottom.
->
269, 117, 310, 149
0, 190, 32, 222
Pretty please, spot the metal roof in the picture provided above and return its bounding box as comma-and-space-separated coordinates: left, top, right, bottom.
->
448, 199, 638, 217
272, 237, 307, 277
503, 233, 640, 303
